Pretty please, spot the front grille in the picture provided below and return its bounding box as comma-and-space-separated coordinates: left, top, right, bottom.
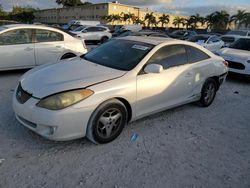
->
16, 84, 32, 104
228, 61, 245, 70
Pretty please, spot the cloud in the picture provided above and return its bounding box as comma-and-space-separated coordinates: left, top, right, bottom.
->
159, 4, 250, 16
1, 0, 58, 11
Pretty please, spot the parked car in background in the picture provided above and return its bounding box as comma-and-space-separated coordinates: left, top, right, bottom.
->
220, 30, 250, 47
71, 25, 111, 44
226, 30, 250, 36
13, 36, 228, 143
0, 24, 87, 71
118, 30, 169, 38
120, 24, 142, 32
0, 20, 19, 26
63, 20, 100, 30
112, 24, 143, 37
169, 30, 197, 40
188, 34, 224, 52
217, 37, 250, 79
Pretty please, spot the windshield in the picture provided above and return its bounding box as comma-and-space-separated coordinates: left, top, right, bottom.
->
82, 39, 154, 71
172, 30, 185, 35
227, 30, 248, 36
188, 36, 209, 43
229, 38, 250, 51
73, 26, 86, 32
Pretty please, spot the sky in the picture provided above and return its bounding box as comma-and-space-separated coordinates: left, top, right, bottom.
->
1, 0, 250, 16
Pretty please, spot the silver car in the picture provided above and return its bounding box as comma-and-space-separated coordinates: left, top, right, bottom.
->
13, 36, 228, 144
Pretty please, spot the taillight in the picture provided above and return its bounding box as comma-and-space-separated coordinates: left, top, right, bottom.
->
223, 60, 229, 67
82, 40, 87, 49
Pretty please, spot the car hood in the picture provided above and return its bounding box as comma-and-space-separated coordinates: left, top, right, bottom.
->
20, 58, 126, 98
219, 48, 250, 61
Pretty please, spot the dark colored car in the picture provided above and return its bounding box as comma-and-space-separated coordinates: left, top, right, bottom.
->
169, 30, 197, 40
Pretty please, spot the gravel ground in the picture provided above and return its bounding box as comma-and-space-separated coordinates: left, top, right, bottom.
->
0, 69, 250, 188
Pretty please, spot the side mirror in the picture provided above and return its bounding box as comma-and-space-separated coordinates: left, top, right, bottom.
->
82, 30, 87, 33
144, 64, 163, 74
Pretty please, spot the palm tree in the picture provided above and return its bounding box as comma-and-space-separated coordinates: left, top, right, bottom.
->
214, 10, 230, 29
144, 12, 156, 27
231, 10, 247, 29
128, 13, 138, 24
121, 12, 130, 24
112, 14, 122, 25
135, 18, 145, 26
243, 13, 250, 28
158, 14, 170, 27
173, 17, 185, 28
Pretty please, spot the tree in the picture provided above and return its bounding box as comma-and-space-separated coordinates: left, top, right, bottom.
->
173, 17, 185, 28
231, 10, 247, 29
0, 4, 7, 18
7, 6, 36, 23
243, 13, 250, 28
144, 12, 156, 27
56, 0, 87, 7
205, 11, 230, 29
187, 14, 204, 28
158, 14, 170, 27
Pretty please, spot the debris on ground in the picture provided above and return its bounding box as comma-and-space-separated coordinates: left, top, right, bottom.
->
131, 133, 138, 142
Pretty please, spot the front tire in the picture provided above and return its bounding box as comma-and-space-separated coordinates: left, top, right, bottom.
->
199, 78, 217, 107
86, 99, 128, 144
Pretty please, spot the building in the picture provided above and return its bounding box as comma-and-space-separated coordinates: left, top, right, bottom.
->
34, 2, 190, 28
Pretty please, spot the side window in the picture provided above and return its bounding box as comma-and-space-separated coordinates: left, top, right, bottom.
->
210, 37, 220, 43
86, 27, 99, 32
185, 45, 210, 64
35, 29, 63, 43
97, 27, 106, 31
0, 29, 32, 45
147, 45, 188, 69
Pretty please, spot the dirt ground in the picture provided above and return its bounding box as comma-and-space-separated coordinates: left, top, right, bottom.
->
0, 70, 249, 188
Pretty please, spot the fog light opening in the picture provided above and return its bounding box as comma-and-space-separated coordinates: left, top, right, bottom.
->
49, 126, 57, 135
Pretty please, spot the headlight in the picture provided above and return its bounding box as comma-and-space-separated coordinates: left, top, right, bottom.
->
37, 89, 94, 110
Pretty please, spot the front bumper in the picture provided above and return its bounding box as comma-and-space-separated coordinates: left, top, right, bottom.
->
13, 92, 94, 141
224, 59, 250, 76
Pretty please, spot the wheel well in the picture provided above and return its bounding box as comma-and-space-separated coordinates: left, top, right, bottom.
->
210, 76, 220, 90
60, 52, 77, 60
115, 97, 132, 123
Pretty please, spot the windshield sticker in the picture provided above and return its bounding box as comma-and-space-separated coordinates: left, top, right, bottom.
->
132, 45, 149, 51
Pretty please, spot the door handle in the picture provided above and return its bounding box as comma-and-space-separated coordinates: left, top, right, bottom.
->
24, 47, 33, 51
56, 46, 62, 48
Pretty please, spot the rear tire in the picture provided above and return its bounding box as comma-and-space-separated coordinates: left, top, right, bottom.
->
100, 36, 109, 44
86, 99, 128, 144
198, 78, 217, 107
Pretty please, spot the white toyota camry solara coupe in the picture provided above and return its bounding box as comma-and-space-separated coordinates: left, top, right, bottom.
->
13, 36, 228, 144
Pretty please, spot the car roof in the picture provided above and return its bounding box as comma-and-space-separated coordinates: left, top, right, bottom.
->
2, 24, 54, 29
119, 36, 180, 45
195, 34, 216, 37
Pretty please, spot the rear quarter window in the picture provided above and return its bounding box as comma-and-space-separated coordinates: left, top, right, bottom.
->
185, 45, 210, 63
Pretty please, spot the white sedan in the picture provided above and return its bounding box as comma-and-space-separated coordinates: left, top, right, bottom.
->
0, 24, 87, 71
188, 34, 224, 52
13, 36, 228, 144
217, 37, 250, 78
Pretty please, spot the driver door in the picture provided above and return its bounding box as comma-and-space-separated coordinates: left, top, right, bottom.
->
136, 45, 195, 117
